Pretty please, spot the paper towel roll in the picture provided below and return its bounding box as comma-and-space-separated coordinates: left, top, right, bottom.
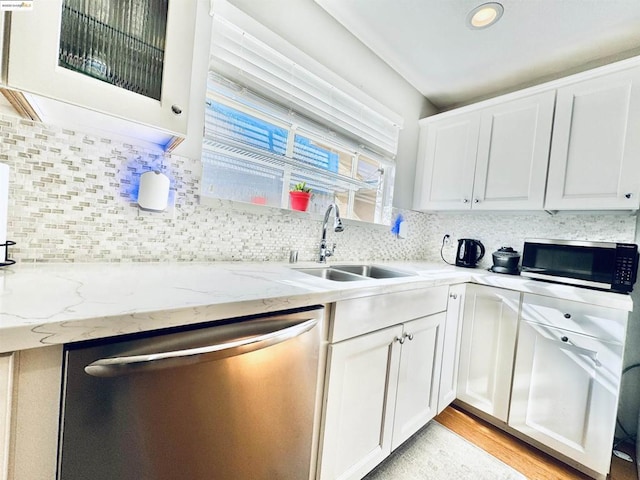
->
138, 171, 170, 211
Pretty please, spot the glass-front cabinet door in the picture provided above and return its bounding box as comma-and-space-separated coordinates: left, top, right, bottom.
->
58, 0, 168, 101
6, 0, 199, 136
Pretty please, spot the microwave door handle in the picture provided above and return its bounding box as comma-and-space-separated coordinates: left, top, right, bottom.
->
84, 318, 318, 378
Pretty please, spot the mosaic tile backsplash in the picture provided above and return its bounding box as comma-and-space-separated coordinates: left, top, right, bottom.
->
1, 114, 637, 264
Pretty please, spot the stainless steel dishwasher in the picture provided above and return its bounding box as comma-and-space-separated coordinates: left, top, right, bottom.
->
57, 305, 324, 480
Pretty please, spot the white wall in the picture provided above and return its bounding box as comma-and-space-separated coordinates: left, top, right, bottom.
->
224, 0, 437, 210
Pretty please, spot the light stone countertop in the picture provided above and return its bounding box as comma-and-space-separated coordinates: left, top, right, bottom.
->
0, 261, 633, 353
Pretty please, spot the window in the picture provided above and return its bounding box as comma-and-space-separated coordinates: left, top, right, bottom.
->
201, 9, 402, 225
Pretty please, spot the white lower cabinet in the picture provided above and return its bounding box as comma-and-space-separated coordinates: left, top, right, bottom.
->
319, 325, 402, 480
437, 284, 465, 413
319, 282, 630, 480
3, 346, 62, 480
455, 285, 628, 478
318, 287, 448, 480
391, 313, 446, 450
0, 353, 13, 480
508, 294, 626, 476
456, 284, 520, 421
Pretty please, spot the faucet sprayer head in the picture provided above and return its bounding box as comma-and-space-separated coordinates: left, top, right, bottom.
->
329, 203, 344, 232
318, 203, 344, 263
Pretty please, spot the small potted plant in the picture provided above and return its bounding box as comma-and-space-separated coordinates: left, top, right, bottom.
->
289, 182, 312, 211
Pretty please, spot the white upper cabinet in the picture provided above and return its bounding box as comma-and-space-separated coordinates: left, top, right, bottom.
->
545, 66, 640, 210
413, 111, 480, 210
473, 91, 555, 210
5, 0, 206, 145
413, 91, 554, 211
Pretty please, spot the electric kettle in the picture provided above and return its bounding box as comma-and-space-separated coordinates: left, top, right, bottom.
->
456, 238, 485, 268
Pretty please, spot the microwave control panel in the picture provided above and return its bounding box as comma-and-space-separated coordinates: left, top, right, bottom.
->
613, 243, 639, 291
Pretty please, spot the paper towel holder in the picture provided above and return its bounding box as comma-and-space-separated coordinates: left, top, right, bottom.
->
0, 240, 15, 267
138, 170, 170, 212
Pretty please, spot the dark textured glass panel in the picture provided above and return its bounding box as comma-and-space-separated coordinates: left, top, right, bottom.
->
58, 0, 168, 100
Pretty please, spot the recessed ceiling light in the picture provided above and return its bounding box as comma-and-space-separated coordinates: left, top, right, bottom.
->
467, 2, 504, 30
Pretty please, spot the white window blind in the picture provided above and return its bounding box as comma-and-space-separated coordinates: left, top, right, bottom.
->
201, 73, 395, 224
210, 14, 403, 157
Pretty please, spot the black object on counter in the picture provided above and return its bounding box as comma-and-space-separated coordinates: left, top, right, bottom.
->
490, 246, 520, 274
455, 238, 485, 268
0, 240, 15, 267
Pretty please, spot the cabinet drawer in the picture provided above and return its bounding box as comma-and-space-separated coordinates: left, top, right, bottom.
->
521, 293, 627, 344
331, 286, 449, 343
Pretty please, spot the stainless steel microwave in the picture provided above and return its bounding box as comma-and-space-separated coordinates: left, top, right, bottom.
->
521, 239, 639, 293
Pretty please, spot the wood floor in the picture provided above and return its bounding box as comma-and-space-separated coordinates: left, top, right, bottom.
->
435, 404, 638, 480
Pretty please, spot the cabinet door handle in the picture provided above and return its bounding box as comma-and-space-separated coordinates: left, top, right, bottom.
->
563, 313, 571, 319
171, 105, 183, 115
403, 332, 414, 341
560, 336, 601, 366
625, 193, 633, 199
462, 198, 469, 204
449, 293, 458, 299
395, 336, 405, 344
473, 198, 479, 204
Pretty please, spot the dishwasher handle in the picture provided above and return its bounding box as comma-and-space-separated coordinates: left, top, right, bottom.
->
84, 317, 318, 378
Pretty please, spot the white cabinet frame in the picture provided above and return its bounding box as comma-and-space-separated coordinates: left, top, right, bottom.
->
7, 0, 199, 137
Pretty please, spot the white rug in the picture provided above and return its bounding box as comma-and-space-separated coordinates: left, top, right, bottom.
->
364, 421, 527, 480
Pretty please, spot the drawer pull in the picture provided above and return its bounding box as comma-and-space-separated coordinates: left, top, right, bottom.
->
564, 313, 571, 319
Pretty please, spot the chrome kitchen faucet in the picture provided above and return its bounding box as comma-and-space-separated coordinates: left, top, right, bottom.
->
318, 203, 344, 263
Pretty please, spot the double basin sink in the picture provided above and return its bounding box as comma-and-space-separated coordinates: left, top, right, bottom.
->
294, 264, 415, 282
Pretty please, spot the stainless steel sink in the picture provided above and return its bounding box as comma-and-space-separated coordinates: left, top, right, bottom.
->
293, 267, 366, 282
332, 264, 415, 279
293, 264, 416, 281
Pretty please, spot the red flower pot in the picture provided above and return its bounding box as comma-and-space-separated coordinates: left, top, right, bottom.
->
289, 191, 311, 211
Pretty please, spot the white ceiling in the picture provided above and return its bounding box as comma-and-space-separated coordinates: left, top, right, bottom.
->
313, 0, 640, 108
